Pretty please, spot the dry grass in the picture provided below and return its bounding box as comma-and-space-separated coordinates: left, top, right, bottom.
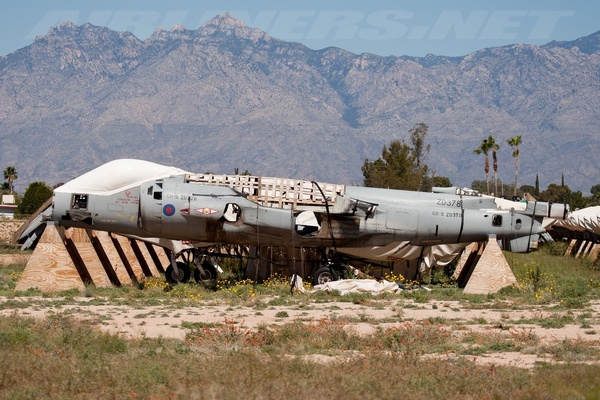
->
1, 313, 600, 399
1, 245, 600, 398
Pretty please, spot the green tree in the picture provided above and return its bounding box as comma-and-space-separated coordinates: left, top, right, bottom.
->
16, 181, 52, 215
538, 176, 590, 210
421, 175, 452, 192
507, 135, 522, 197
3, 166, 17, 195
519, 184, 535, 198
234, 168, 251, 175
431, 176, 452, 188
591, 184, 600, 201
362, 123, 430, 191
471, 180, 487, 194
473, 179, 516, 198
535, 174, 540, 197
538, 183, 570, 204
568, 191, 589, 210
409, 123, 430, 176
487, 136, 500, 196
473, 137, 493, 195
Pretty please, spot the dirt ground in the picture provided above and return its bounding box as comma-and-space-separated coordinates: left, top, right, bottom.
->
0, 220, 22, 244
2, 218, 599, 369
1, 294, 599, 369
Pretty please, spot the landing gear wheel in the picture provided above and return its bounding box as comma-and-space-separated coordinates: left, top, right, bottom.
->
194, 264, 217, 283
165, 262, 191, 284
312, 266, 339, 286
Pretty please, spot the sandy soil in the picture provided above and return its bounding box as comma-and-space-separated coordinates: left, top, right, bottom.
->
3, 222, 599, 368
1, 295, 599, 369
0, 220, 23, 244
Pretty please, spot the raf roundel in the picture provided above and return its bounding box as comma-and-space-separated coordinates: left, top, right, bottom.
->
163, 204, 176, 217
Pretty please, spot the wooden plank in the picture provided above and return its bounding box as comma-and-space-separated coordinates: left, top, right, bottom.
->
64, 228, 113, 288
15, 224, 85, 292
589, 244, 600, 261
565, 239, 578, 256
111, 234, 145, 281
463, 236, 517, 295
577, 241, 594, 258
146, 242, 171, 273
147, 244, 167, 275
456, 242, 485, 288
91, 231, 132, 286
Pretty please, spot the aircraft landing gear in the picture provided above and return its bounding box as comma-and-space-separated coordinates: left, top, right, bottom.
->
311, 250, 351, 286
166, 249, 221, 284
165, 261, 191, 284
194, 263, 217, 283
312, 266, 339, 286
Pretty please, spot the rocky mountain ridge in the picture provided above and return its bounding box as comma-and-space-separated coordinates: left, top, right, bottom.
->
0, 14, 598, 193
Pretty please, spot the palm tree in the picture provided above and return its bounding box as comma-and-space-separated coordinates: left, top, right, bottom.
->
487, 136, 500, 196
3, 166, 17, 194
473, 137, 492, 195
507, 136, 522, 197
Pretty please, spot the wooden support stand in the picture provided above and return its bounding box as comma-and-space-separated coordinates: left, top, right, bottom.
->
455, 236, 517, 295
15, 224, 86, 292
590, 244, 600, 261
15, 224, 169, 292
565, 239, 600, 261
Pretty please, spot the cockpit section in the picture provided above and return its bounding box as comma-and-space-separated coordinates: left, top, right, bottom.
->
145, 182, 163, 200
70, 194, 88, 210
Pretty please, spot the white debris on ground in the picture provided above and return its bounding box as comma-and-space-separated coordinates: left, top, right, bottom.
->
312, 279, 402, 295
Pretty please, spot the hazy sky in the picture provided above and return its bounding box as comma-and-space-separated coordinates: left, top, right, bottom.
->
1, 0, 598, 57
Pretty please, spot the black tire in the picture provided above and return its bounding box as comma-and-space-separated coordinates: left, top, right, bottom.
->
194, 263, 217, 283
165, 262, 191, 284
312, 266, 339, 286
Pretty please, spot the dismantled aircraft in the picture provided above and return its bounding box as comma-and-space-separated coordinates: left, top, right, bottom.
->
38, 159, 569, 285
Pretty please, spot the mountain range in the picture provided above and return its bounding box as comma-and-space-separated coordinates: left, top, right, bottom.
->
0, 13, 598, 194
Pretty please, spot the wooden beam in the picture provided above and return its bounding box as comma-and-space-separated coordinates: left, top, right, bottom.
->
589, 243, 600, 262
90, 231, 133, 286
455, 242, 485, 288
110, 234, 146, 282
145, 243, 169, 273
452, 242, 478, 281
129, 239, 161, 277
565, 239, 578, 256
576, 241, 592, 258
63, 228, 113, 288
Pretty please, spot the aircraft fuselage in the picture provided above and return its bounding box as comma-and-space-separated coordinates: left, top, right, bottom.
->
51, 172, 561, 249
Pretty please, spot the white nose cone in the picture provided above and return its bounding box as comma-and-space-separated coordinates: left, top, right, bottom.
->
54, 159, 189, 196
